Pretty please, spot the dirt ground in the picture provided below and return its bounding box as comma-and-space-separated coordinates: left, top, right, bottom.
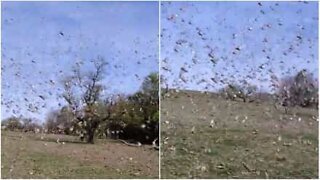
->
161, 89, 318, 179
1, 131, 159, 179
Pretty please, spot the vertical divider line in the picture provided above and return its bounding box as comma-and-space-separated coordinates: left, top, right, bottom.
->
158, 0, 161, 179
317, 1, 320, 178
0, 1, 2, 178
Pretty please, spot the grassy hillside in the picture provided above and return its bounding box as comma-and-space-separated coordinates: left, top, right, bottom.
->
1, 131, 158, 179
161, 89, 318, 178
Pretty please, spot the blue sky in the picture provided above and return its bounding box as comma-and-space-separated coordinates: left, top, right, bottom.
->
161, 1, 318, 92
1, 1, 159, 121
1, 1, 319, 121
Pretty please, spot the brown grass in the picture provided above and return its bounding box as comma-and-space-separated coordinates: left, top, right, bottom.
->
161, 90, 318, 178
1, 131, 159, 179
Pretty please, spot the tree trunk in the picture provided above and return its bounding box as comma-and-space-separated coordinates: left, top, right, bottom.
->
87, 129, 95, 144
86, 120, 100, 144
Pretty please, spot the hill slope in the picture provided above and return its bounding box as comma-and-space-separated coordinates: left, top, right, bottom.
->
161, 89, 318, 178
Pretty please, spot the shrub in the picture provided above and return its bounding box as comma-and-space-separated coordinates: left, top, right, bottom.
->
220, 83, 257, 102
1, 117, 23, 131
277, 69, 318, 108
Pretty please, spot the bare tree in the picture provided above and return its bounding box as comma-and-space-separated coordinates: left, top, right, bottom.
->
62, 57, 112, 143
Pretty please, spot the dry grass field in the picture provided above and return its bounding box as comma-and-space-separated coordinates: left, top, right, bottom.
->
1, 131, 159, 179
161, 89, 318, 179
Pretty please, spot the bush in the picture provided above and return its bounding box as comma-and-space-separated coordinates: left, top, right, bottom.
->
45, 107, 76, 134
220, 83, 257, 102
21, 118, 42, 133
104, 73, 159, 144
1, 117, 23, 131
277, 69, 318, 108
2, 117, 42, 132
